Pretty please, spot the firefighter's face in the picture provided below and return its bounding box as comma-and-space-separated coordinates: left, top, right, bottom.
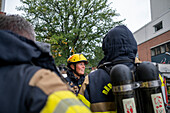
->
75, 62, 85, 75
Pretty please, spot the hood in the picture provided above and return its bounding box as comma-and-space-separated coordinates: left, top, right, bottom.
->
0, 30, 41, 65
0, 30, 58, 73
98, 25, 137, 65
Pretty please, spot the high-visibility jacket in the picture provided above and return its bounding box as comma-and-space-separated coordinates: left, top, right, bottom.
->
0, 30, 91, 113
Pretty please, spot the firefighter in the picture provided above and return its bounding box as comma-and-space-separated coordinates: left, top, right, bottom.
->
78, 25, 138, 113
0, 15, 91, 113
66, 53, 88, 95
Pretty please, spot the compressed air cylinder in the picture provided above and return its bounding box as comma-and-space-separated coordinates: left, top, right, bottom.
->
110, 64, 138, 113
135, 62, 166, 113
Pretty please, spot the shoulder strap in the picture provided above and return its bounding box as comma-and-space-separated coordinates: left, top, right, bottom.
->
98, 59, 134, 75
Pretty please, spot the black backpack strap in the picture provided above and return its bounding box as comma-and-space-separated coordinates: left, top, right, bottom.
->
98, 59, 134, 75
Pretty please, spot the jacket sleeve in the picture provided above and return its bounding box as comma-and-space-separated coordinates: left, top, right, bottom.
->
78, 75, 91, 108
28, 69, 91, 113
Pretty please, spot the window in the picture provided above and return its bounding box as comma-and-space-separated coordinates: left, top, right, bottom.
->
154, 21, 163, 32
160, 45, 166, 53
151, 42, 170, 56
166, 42, 170, 52
155, 46, 161, 55
151, 48, 155, 56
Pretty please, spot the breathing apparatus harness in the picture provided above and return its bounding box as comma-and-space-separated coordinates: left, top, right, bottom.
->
97, 59, 135, 75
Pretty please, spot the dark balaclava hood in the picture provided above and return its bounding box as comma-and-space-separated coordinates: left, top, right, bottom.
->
98, 25, 137, 66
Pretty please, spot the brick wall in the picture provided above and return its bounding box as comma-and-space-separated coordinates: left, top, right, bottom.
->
138, 30, 170, 61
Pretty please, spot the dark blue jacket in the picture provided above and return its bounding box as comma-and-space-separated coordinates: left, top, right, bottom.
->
0, 30, 60, 113
78, 25, 137, 113
66, 70, 85, 95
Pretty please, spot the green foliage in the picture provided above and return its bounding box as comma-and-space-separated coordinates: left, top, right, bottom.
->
17, 0, 123, 66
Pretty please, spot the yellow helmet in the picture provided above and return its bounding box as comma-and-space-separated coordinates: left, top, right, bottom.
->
67, 53, 88, 64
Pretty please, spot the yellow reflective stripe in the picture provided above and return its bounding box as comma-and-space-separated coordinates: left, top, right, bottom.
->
92, 111, 117, 113
104, 86, 110, 92
41, 91, 91, 113
66, 106, 91, 113
159, 74, 165, 86
77, 93, 90, 108
54, 98, 85, 113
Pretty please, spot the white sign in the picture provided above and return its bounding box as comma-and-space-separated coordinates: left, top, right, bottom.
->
151, 93, 166, 113
123, 98, 137, 113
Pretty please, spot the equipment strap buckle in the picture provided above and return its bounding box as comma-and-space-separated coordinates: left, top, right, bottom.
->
140, 80, 160, 88
112, 83, 139, 92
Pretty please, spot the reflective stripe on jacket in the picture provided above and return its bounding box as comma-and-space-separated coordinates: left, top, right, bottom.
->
41, 91, 91, 113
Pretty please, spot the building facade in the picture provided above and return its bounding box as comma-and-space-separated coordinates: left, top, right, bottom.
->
0, 0, 5, 11
0, 0, 5, 14
134, 0, 170, 64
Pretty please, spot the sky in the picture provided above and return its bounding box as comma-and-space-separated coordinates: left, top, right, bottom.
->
4, 0, 151, 33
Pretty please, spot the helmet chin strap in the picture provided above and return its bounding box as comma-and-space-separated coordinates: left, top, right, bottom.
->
73, 64, 83, 77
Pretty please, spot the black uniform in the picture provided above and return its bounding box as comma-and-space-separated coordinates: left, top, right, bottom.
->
66, 70, 85, 95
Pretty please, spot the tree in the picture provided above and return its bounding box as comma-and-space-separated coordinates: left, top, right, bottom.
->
17, 0, 123, 66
